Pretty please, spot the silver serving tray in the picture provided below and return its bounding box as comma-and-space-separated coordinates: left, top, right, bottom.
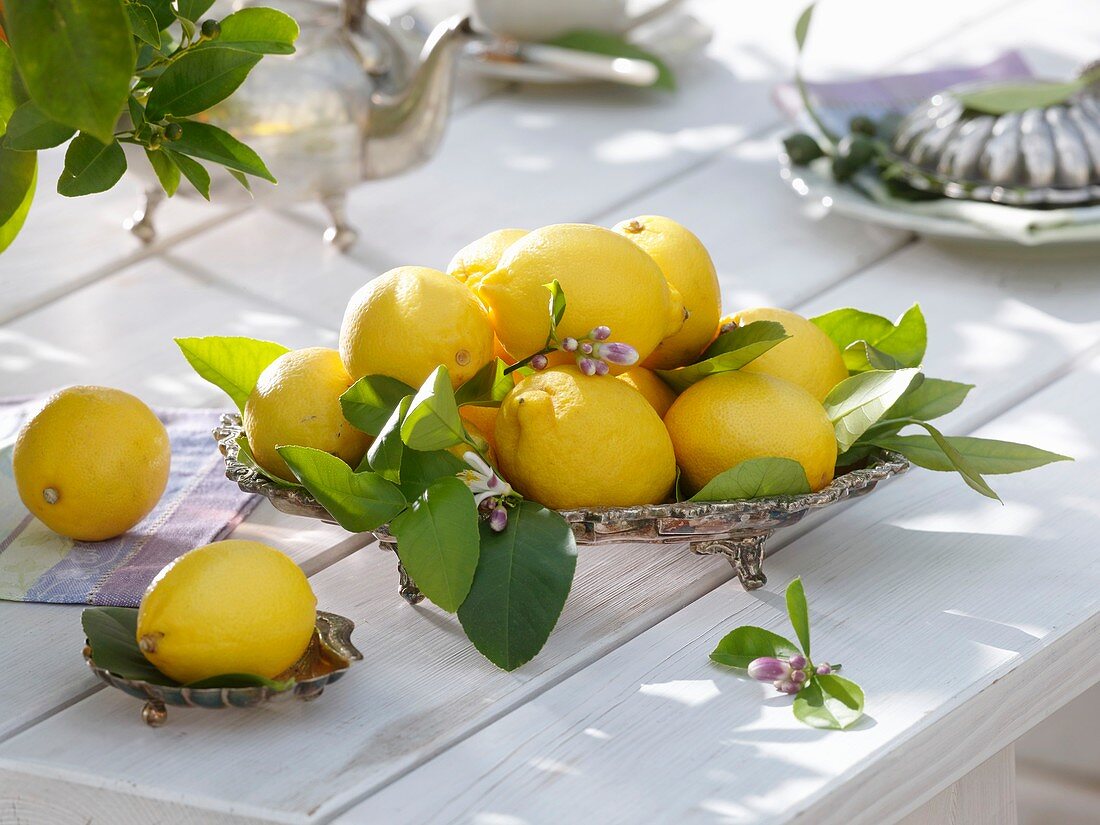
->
214, 413, 909, 592
84, 611, 362, 727
889, 80, 1100, 205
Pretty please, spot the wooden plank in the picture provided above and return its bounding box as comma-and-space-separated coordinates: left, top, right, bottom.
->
900, 747, 1017, 825
337, 353, 1098, 824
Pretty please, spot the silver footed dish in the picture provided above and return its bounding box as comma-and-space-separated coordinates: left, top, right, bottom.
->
214, 413, 909, 594
83, 611, 362, 727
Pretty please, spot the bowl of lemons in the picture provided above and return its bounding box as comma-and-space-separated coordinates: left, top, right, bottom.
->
185, 215, 1065, 672
82, 541, 362, 726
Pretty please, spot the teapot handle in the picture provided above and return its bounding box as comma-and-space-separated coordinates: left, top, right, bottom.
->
341, 0, 367, 31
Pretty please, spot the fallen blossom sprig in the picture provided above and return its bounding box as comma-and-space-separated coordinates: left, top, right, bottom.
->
710, 578, 865, 730
503, 281, 639, 376
457, 450, 520, 532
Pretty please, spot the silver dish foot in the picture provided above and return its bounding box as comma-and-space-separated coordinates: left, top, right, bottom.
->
691, 535, 768, 590
142, 699, 168, 727
124, 187, 164, 244
321, 193, 358, 252
379, 541, 424, 604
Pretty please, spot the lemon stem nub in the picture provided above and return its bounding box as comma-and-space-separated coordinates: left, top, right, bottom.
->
42, 487, 59, 505
139, 633, 161, 654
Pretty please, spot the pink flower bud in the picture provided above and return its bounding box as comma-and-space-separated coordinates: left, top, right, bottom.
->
790, 669, 807, 684
562, 337, 579, 352
747, 657, 791, 682
779, 680, 801, 695
489, 506, 508, 532
594, 361, 610, 376
580, 342, 594, 355
590, 325, 612, 341
789, 654, 807, 670
815, 663, 832, 676
531, 353, 549, 370
577, 358, 598, 376
595, 342, 639, 367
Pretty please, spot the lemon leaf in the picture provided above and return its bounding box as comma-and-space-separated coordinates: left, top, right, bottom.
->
657, 321, 789, 392
883, 377, 973, 422
175, 336, 289, 411
689, 457, 810, 502
401, 365, 467, 452
871, 432, 1071, 475
365, 396, 412, 482
341, 375, 416, 437
390, 477, 480, 613
794, 675, 865, 730
709, 626, 800, 670
785, 578, 811, 657
193, 7, 299, 56
278, 446, 407, 532
82, 607, 177, 685
824, 368, 921, 452
458, 501, 577, 671
455, 358, 512, 408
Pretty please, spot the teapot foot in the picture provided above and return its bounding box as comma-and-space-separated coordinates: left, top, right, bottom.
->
124, 187, 164, 244
321, 193, 358, 252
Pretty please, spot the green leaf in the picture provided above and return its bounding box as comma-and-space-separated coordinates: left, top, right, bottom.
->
545, 279, 566, 331
126, 2, 162, 49
227, 168, 252, 193
366, 395, 411, 482
145, 47, 260, 121
0, 146, 35, 252
709, 626, 801, 670
544, 29, 674, 91
56, 133, 127, 197
278, 445, 407, 532
127, 95, 146, 131
690, 457, 810, 502
844, 341, 903, 372
658, 321, 790, 392
458, 501, 577, 671
785, 578, 810, 657
397, 448, 468, 502
455, 358, 512, 408
195, 7, 299, 55
235, 434, 301, 489
174, 335, 289, 411
872, 431, 1070, 476
144, 0, 176, 30
185, 673, 293, 689
341, 375, 416, 437
958, 80, 1084, 116
163, 148, 210, 199
82, 607, 176, 685
883, 377, 973, 422
811, 307, 894, 359
794, 2, 816, 50
390, 476, 480, 612
874, 304, 926, 367
0, 40, 26, 134
5, 0, 135, 143
145, 148, 180, 196
401, 366, 467, 452
794, 675, 864, 730
3, 101, 74, 150
176, 0, 215, 23
884, 421, 1001, 501
168, 119, 275, 182
823, 368, 921, 452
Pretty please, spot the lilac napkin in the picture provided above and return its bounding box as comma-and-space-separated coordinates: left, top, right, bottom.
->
0, 399, 259, 606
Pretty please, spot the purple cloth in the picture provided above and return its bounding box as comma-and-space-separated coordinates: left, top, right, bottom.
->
0, 399, 259, 606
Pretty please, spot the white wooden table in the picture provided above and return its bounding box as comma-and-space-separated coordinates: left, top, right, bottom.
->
1, 1, 1099, 823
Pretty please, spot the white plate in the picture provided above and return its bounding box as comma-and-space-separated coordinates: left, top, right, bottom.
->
779, 158, 1100, 248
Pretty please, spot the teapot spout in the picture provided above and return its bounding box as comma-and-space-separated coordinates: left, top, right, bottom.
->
365, 15, 473, 179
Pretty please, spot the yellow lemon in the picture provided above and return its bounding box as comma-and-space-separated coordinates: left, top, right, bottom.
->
476, 224, 682, 368
664, 371, 837, 494
12, 386, 170, 541
726, 307, 849, 402
613, 215, 721, 370
616, 367, 677, 418
447, 228, 528, 291
244, 347, 370, 482
495, 366, 676, 509
340, 266, 495, 389
136, 540, 317, 684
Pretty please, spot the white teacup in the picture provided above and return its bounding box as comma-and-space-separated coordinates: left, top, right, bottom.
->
472, 0, 683, 42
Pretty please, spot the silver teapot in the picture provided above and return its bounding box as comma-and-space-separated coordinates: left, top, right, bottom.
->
126, 0, 472, 250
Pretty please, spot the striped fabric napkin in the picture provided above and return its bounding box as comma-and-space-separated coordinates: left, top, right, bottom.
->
0, 398, 259, 606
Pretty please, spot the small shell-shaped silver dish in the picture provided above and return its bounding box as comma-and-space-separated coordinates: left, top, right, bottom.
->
214, 413, 909, 594
83, 612, 362, 726
889, 80, 1100, 205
